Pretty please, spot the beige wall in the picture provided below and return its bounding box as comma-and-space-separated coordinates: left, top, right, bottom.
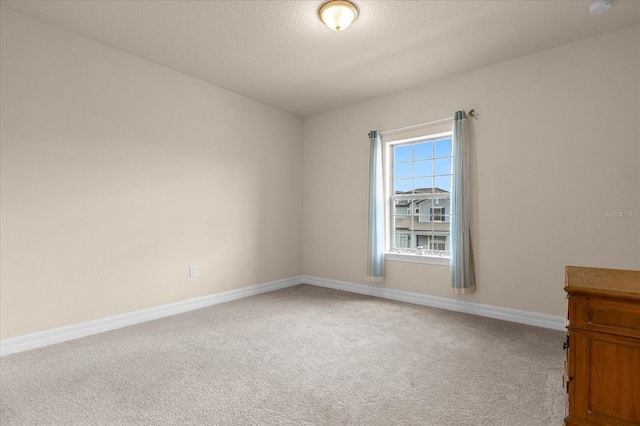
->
2, 8, 639, 341
0, 8, 303, 339
302, 25, 640, 317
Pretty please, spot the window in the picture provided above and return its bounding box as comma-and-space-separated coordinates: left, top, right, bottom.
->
387, 132, 452, 259
426, 235, 447, 251
431, 207, 445, 222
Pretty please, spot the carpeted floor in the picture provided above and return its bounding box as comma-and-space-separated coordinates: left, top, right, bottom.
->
0, 284, 566, 425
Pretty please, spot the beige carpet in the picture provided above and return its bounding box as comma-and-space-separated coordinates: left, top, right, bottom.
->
0, 284, 566, 425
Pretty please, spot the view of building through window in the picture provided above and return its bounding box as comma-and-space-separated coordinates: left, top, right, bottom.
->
390, 133, 453, 256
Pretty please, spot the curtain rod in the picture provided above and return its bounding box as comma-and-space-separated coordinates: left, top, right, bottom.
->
379, 109, 475, 137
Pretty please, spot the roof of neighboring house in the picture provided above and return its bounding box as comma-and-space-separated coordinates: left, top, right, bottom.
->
395, 188, 449, 196
395, 188, 450, 207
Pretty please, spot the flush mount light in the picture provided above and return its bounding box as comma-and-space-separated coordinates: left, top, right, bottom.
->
319, 0, 359, 32
589, 0, 611, 15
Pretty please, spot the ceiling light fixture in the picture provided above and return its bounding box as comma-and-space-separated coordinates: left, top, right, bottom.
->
319, 0, 359, 32
589, 0, 611, 16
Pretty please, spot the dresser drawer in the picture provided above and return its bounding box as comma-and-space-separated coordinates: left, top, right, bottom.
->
588, 298, 640, 334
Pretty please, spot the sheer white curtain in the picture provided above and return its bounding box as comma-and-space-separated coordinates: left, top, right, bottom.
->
450, 111, 476, 294
367, 130, 384, 282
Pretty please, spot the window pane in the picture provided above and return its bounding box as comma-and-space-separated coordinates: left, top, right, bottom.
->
414, 177, 433, 193
421, 221, 434, 232
434, 176, 451, 192
434, 158, 451, 175
417, 199, 432, 218
416, 234, 429, 247
394, 162, 412, 179
414, 142, 432, 160
394, 145, 413, 163
394, 199, 410, 215
394, 215, 411, 232
417, 214, 431, 224
414, 160, 432, 177
415, 199, 430, 215
394, 178, 412, 194
394, 232, 411, 249
435, 138, 452, 158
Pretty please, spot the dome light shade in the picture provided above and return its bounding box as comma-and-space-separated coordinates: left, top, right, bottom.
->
319, 0, 359, 32
589, 0, 611, 15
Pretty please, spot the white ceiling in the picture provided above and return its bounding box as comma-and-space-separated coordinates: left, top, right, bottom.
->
2, 0, 639, 117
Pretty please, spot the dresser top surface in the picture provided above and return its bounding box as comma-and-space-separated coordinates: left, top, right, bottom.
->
565, 265, 640, 300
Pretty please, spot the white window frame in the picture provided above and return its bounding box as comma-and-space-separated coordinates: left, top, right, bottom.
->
384, 131, 452, 265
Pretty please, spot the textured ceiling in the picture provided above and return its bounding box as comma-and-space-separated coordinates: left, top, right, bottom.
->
2, 0, 639, 117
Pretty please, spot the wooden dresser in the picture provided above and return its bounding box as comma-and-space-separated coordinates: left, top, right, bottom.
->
564, 266, 640, 426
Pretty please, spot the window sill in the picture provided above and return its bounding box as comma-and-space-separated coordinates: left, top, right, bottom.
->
385, 252, 450, 265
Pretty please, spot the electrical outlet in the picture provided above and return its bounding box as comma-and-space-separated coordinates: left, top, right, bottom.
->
189, 265, 197, 278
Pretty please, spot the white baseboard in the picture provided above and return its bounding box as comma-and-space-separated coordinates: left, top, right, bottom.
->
1, 275, 565, 357
0, 276, 303, 357
300, 275, 566, 331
